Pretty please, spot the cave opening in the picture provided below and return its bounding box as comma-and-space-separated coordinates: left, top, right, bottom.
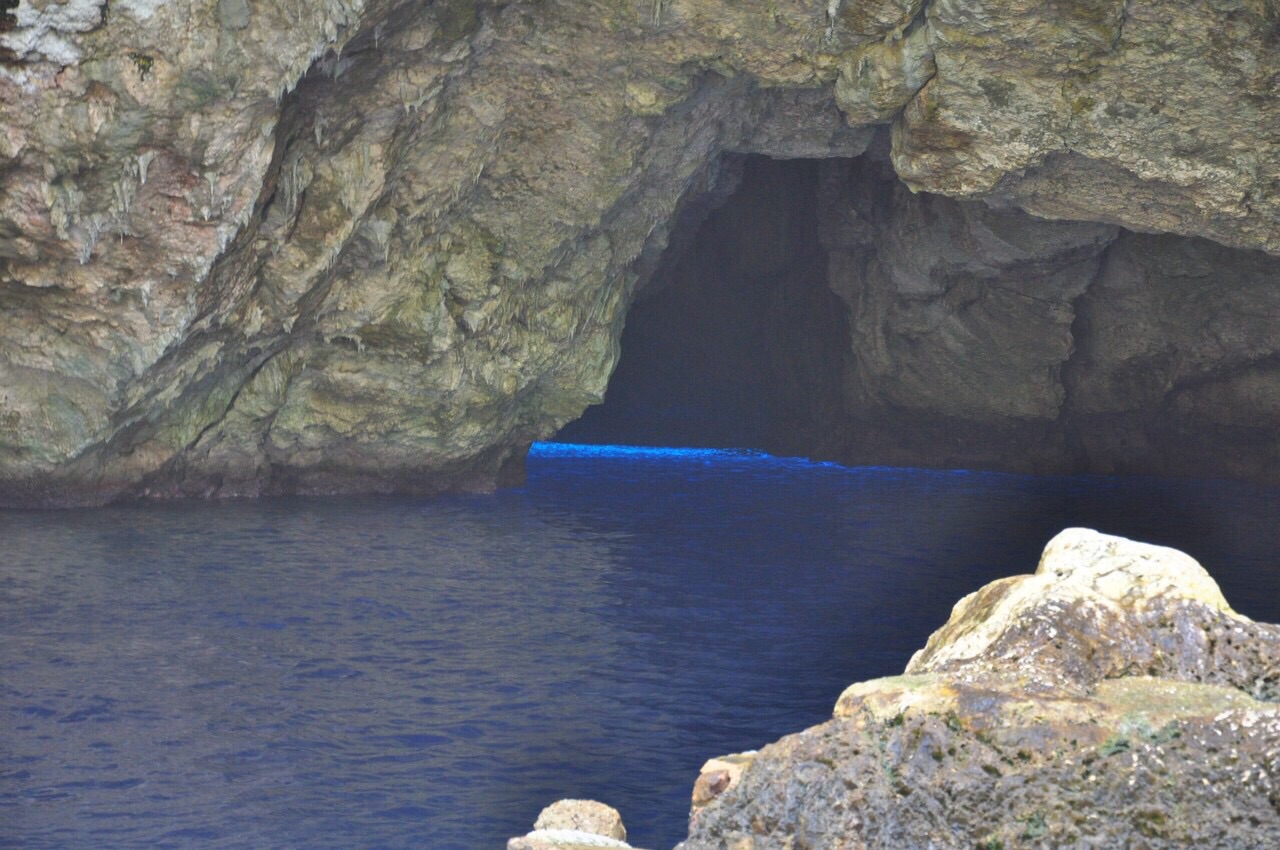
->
555, 154, 851, 460
556, 137, 1280, 484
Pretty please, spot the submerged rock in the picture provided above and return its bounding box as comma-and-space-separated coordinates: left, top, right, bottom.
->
677, 529, 1280, 849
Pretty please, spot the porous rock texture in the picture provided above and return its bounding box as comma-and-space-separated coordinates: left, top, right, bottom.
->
3, 0, 1280, 503
676, 528, 1280, 849
510, 800, 641, 850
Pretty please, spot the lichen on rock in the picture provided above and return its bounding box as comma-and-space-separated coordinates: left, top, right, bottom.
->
677, 529, 1280, 849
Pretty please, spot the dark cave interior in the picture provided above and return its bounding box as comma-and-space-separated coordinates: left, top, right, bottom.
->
556, 155, 850, 458
557, 141, 1280, 484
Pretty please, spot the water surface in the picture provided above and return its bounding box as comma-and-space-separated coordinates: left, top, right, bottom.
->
3, 445, 1279, 848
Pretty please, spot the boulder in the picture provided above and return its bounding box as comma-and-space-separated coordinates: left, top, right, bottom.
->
678, 529, 1280, 849
534, 800, 628, 843
509, 800, 639, 850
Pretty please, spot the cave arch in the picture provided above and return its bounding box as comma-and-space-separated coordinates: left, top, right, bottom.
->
6, 0, 1280, 504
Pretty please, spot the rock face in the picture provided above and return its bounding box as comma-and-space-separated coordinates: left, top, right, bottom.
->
4, 0, 1280, 503
677, 529, 1280, 849
820, 144, 1280, 479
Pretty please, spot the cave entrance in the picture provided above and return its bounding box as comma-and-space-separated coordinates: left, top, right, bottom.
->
555, 155, 850, 459
555, 139, 1280, 485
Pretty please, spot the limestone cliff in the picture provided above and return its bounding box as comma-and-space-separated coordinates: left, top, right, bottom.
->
3, 0, 1280, 503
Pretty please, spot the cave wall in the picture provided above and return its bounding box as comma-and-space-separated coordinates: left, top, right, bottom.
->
2, 0, 1280, 503
823, 140, 1280, 479
821, 144, 1117, 473
1067, 232, 1280, 480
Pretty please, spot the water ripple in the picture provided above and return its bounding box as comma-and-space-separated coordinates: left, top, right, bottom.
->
2, 444, 1279, 848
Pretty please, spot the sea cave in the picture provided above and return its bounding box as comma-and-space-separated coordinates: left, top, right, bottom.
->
2, 0, 1280, 847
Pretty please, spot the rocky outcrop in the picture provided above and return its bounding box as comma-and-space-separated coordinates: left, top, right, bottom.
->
3, 0, 1280, 503
891, 0, 1280, 254
676, 529, 1280, 849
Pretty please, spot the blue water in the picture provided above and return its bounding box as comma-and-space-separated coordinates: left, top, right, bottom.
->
3, 445, 1280, 849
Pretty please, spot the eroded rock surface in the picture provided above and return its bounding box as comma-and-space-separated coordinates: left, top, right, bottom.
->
3, 0, 1280, 503
893, 0, 1280, 253
564, 144, 1280, 480
2, 0, 873, 504
510, 800, 643, 850
817, 143, 1280, 479
677, 529, 1280, 849
819, 144, 1117, 473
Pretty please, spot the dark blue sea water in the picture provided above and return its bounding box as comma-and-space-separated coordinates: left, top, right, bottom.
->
3, 444, 1280, 849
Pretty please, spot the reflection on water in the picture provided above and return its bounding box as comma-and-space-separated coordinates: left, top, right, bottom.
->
3, 444, 1279, 849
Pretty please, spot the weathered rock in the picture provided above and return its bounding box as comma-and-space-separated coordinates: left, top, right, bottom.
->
1, 0, 875, 505
509, 799, 639, 850
1064, 231, 1280, 480
574, 143, 1280, 480
4, 0, 1280, 502
818, 143, 1117, 473
690, 752, 756, 810
898, 528, 1274, 700
535, 800, 628, 843
690, 770, 730, 807
508, 831, 633, 850
814, 140, 1280, 479
677, 529, 1280, 849
691, 752, 756, 807
892, 0, 1280, 253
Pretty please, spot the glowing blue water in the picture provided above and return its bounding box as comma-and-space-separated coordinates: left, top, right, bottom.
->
3, 445, 1279, 848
